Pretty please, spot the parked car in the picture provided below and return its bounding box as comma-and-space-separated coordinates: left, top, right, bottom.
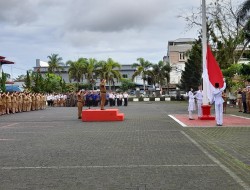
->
129, 90, 136, 95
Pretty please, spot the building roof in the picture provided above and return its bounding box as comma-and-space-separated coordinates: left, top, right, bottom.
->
0, 56, 14, 65
172, 38, 195, 43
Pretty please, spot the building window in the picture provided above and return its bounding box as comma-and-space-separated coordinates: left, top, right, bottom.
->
179, 52, 185, 61
122, 74, 128, 78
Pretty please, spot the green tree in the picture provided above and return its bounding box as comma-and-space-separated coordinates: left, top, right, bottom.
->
66, 58, 87, 89
222, 63, 242, 91
84, 58, 98, 90
181, 1, 244, 68
96, 58, 121, 90
151, 60, 171, 92
32, 71, 44, 93
24, 70, 31, 91
0, 71, 7, 92
180, 40, 202, 92
43, 73, 63, 93
120, 78, 136, 92
47, 54, 64, 74
239, 63, 250, 81
132, 58, 152, 91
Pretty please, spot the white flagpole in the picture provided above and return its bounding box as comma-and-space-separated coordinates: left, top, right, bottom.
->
202, 0, 208, 105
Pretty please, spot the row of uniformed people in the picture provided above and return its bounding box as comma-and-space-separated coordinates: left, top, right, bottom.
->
84, 91, 129, 107
0, 92, 46, 115
46, 93, 67, 107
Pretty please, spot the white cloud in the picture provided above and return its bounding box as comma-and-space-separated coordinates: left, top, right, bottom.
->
1, 0, 237, 79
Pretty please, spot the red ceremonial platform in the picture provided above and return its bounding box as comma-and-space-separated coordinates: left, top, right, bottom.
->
82, 109, 124, 122
200, 105, 215, 120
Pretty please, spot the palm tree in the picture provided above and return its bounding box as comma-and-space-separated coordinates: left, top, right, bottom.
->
84, 58, 98, 90
151, 60, 171, 93
66, 58, 87, 88
132, 58, 152, 91
237, 0, 250, 24
236, 0, 250, 62
47, 54, 64, 74
95, 58, 121, 90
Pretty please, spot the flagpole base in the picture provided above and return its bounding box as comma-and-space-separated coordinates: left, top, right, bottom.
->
199, 105, 215, 120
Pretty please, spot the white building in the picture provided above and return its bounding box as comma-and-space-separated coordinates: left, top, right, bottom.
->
167, 38, 195, 87
33, 59, 144, 88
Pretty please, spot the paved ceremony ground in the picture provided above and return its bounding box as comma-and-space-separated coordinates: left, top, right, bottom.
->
0, 102, 249, 190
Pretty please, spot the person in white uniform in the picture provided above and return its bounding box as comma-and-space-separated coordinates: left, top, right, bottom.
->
210, 78, 226, 126
188, 87, 196, 120
195, 85, 203, 118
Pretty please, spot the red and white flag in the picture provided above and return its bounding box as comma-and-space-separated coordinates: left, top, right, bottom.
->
203, 44, 224, 101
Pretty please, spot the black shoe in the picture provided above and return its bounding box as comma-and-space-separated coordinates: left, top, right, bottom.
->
78, 117, 81, 119
239, 111, 242, 112
189, 118, 195, 120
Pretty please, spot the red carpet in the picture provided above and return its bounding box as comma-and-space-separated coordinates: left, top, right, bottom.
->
82, 109, 124, 122
169, 114, 250, 127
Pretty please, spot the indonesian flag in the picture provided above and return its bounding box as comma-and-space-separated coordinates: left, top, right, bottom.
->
203, 44, 224, 102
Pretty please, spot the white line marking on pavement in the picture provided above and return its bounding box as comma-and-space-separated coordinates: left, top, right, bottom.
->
181, 131, 250, 190
230, 114, 250, 120
0, 123, 19, 128
1, 164, 217, 170
168, 115, 187, 127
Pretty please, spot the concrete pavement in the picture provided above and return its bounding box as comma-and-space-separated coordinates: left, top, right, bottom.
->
0, 102, 249, 190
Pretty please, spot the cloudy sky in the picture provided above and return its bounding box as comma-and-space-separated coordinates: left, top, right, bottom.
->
0, 0, 236, 79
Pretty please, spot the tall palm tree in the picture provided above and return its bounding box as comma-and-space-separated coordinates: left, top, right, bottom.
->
47, 54, 64, 74
66, 58, 87, 87
132, 58, 152, 91
95, 58, 121, 90
84, 58, 98, 90
237, 0, 250, 24
237, 0, 250, 62
151, 60, 171, 92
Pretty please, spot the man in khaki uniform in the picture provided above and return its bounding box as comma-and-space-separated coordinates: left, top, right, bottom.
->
11, 92, 17, 114
246, 87, 250, 114
77, 90, 86, 119
31, 93, 35, 111
100, 79, 106, 110
0, 93, 3, 115
17, 93, 22, 112
1, 93, 7, 115
27, 93, 32, 111
6, 92, 12, 114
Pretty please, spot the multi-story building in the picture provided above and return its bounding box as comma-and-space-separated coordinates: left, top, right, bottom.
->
166, 38, 195, 88
33, 59, 144, 89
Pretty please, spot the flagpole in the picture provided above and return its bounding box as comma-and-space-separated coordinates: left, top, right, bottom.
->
200, 0, 215, 120
202, 0, 208, 105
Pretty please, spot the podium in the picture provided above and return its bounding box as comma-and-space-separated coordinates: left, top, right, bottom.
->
199, 105, 215, 120
82, 109, 124, 122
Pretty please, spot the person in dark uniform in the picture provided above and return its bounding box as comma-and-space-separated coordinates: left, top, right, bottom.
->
100, 79, 106, 110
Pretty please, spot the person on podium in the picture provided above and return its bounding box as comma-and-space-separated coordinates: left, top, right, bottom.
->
100, 79, 106, 110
